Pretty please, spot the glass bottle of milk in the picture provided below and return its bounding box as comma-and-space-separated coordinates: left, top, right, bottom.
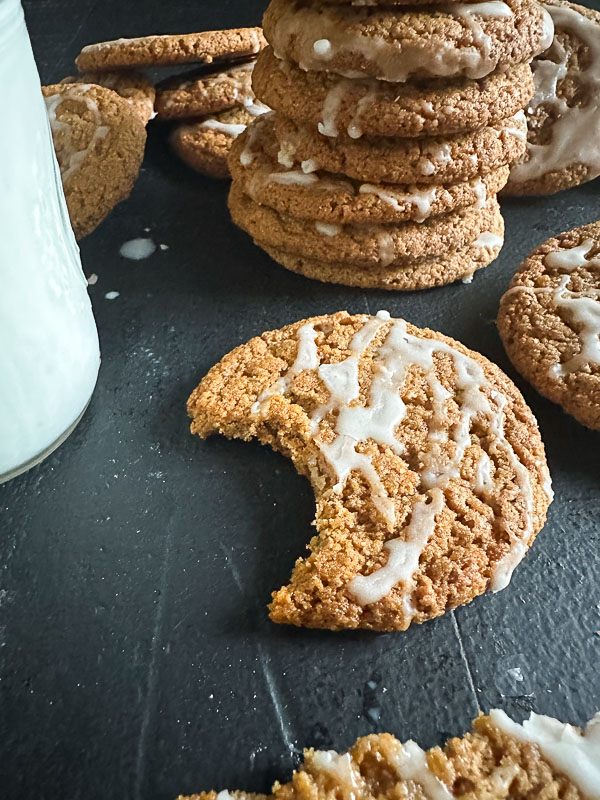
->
0, 0, 100, 482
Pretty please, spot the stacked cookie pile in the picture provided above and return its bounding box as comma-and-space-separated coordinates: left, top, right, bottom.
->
229, 0, 554, 290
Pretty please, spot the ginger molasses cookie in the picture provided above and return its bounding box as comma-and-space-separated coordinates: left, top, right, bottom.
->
43, 82, 146, 239
254, 46, 534, 139
171, 103, 269, 179
271, 112, 527, 185
263, 0, 552, 83
75, 28, 266, 72
155, 61, 255, 120
61, 70, 155, 125
505, 0, 600, 195
498, 221, 600, 429
180, 710, 599, 800
188, 311, 551, 631
230, 116, 510, 224
229, 182, 503, 266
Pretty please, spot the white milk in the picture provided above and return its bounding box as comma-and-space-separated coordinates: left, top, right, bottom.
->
0, 0, 100, 481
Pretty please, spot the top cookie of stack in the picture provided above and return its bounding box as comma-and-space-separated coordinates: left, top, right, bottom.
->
229, 0, 554, 291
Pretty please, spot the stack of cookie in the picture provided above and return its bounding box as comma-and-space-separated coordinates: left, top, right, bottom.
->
229, 0, 554, 290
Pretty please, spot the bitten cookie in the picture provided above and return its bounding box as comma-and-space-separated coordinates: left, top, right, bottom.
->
498, 221, 600, 429
180, 710, 599, 800
188, 311, 552, 631
43, 82, 146, 239
505, 0, 600, 195
75, 28, 266, 71
171, 103, 269, 179
155, 61, 255, 120
61, 71, 155, 125
263, 0, 553, 82
254, 46, 535, 139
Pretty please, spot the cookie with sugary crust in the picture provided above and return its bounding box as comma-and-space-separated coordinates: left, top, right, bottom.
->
498, 221, 600, 429
272, 112, 527, 185
253, 47, 535, 139
188, 310, 551, 631
61, 70, 155, 125
75, 27, 266, 72
505, 0, 600, 196
263, 0, 553, 83
180, 710, 599, 800
43, 82, 146, 239
155, 61, 255, 120
230, 116, 510, 224
171, 104, 269, 179
229, 182, 503, 267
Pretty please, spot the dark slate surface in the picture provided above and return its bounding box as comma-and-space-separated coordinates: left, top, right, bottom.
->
2, 1, 600, 798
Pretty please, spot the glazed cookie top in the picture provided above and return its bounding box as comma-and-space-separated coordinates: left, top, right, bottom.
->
189, 311, 552, 631
506, 0, 600, 195
498, 221, 600, 429
271, 112, 527, 185
262, 0, 553, 82
75, 27, 266, 71
155, 61, 256, 120
253, 46, 535, 139
61, 70, 155, 125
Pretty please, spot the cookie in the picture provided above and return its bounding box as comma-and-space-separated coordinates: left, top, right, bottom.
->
180, 710, 599, 800
498, 221, 600, 429
75, 27, 266, 72
260, 231, 504, 290
253, 47, 535, 139
505, 0, 600, 195
229, 182, 503, 267
271, 112, 527, 185
171, 104, 269, 179
43, 82, 146, 239
61, 70, 155, 125
188, 310, 551, 631
262, 0, 553, 83
230, 116, 510, 224
155, 61, 255, 120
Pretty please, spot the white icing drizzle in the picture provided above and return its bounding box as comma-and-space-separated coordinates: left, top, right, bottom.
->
301, 158, 320, 173
512, 3, 600, 183
315, 221, 342, 236
347, 89, 378, 139
242, 98, 271, 118
269, 170, 320, 186
310, 750, 365, 798
359, 184, 438, 222
215, 791, 236, 800
199, 119, 247, 138
252, 311, 540, 609
502, 109, 527, 141
377, 232, 396, 267
545, 238, 595, 270
490, 710, 600, 798
240, 113, 273, 166
474, 231, 504, 250
391, 740, 453, 800
318, 80, 351, 137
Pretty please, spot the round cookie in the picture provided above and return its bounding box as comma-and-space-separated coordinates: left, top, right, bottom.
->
263, 0, 553, 83
271, 112, 527, 185
75, 27, 266, 72
253, 47, 535, 139
171, 104, 269, 179
230, 116, 510, 224
498, 221, 600, 429
505, 0, 600, 196
43, 82, 146, 239
188, 310, 551, 631
155, 61, 255, 120
229, 182, 503, 267
61, 70, 155, 125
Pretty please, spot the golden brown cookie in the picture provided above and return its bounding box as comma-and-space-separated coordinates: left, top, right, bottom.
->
230, 116, 510, 224
43, 82, 146, 239
61, 70, 155, 125
180, 710, 599, 800
188, 310, 551, 631
229, 182, 503, 266
505, 0, 600, 195
155, 61, 255, 120
271, 112, 527, 185
498, 221, 600, 429
253, 47, 535, 139
171, 104, 269, 179
263, 0, 553, 82
75, 28, 266, 72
